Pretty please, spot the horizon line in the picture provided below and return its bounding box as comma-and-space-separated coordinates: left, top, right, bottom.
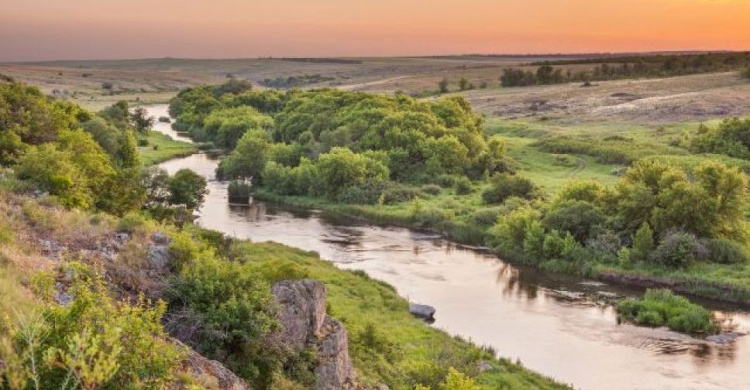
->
2, 49, 749, 65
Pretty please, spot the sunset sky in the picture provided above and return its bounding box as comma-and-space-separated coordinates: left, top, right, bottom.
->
1, 0, 749, 61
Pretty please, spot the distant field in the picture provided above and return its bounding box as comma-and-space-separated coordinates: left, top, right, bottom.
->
2, 56, 748, 125
2, 56, 749, 199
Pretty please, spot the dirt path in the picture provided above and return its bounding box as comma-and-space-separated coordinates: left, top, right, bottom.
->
339, 75, 412, 91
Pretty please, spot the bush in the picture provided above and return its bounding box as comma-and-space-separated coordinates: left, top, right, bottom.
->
651, 230, 708, 268
0, 267, 185, 388
116, 212, 150, 234
616, 289, 718, 334
542, 199, 605, 242
138, 138, 149, 147
542, 230, 580, 260
434, 174, 457, 188
481, 173, 536, 204
631, 223, 655, 262
167, 255, 279, 386
706, 238, 750, 264
454, 177, 473, 195
468, 207, 501, 227
228, 180, 252, 204
420, 184, 442, 196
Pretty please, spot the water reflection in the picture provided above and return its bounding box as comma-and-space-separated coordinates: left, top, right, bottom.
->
157, 138, 750, 390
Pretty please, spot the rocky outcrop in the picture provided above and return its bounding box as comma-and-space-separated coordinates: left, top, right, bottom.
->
271, 279, 355, 390
171, 341, 248, 390
272, 279, 327, 351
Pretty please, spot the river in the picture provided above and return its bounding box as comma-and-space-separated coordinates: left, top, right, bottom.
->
148, 104, 750, 390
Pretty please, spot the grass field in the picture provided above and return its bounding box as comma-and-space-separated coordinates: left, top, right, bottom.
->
138, 131, 197, 166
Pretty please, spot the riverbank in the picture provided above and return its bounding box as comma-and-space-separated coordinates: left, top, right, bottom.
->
251, 189, 750, 306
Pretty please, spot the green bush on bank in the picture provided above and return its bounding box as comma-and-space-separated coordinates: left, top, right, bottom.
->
616, 289, 719, 334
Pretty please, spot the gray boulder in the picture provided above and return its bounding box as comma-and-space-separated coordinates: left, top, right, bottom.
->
147, 245, 170, 270
409, 303, 436, 321
151, 231, 171, 245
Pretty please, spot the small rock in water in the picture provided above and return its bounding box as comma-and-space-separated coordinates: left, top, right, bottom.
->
706, 332, 744, 345
409, 303, 436, 321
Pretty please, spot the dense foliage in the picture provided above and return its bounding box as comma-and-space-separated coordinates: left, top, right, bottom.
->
0, 265, 185, 389
1, 82, 206, 220
616, 289, 719, 334
691, 118, 750, 159
171, 86, 514, 200
489, 159, 749, 275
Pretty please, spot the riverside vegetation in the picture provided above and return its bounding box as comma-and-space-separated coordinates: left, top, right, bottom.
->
0, 81, 570, 388
168, 80, 750, 307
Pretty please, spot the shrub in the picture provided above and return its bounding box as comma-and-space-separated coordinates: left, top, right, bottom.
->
420, 184, 442, 196
167, 255, 278, 385
454, 177, 473, 195
542, 230, 579, 260
481, 173, 536, 204
488, 206, 542, 253
435, 174, 457, 188
468, 207, 501, 227
706, 238, 750, 264
0, 267, 185, 388
616, 289, 718, 334
586, 230, 621, 263
228, 180, 253, 204
116, 212, 150, 234
651, 230, 707, 268
631, 223, 655, 262
542, 199, 606, 242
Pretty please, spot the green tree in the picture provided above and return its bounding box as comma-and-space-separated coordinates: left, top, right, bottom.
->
217, 130, 271, 180
131, 107, 155, 134
632, 222, 655, 261
317, 147, 368, 195
168, 169, 208, 211
438, 78, 449, 94
458, 77, 469, 91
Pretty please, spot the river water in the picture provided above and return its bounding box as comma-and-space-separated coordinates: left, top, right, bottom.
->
148, 104, 750, 390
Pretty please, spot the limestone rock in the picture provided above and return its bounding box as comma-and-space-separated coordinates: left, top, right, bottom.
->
271, 279, 356, 389
315, 316, 354, 390
272, 279, 327, 351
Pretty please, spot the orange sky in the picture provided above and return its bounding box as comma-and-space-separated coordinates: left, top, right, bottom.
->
1, 0, 749, 61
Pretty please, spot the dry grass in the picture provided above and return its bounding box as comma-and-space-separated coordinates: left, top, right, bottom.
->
462, 71, 750, 124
